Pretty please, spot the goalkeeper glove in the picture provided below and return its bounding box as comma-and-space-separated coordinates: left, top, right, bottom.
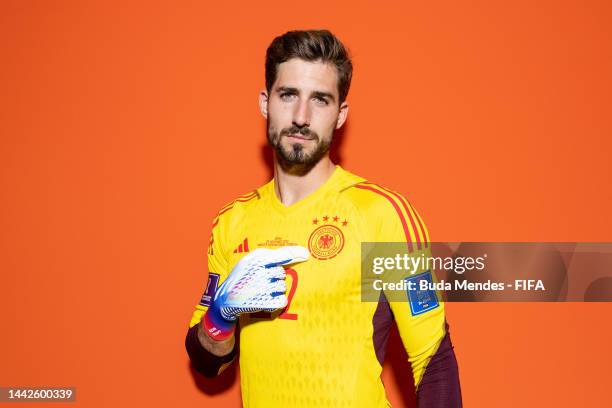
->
202, 245, 309, 341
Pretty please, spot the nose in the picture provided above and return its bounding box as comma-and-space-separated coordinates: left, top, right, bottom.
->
292, 98, 311, 128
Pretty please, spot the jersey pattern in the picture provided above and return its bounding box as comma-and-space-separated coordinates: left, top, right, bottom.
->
189, 166, 447, 408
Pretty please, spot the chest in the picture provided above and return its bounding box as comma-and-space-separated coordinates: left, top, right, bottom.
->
227, 201, 368, 311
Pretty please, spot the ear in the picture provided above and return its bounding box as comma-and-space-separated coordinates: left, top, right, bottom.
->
259, 90, 269, 119
335, 101, 349, 129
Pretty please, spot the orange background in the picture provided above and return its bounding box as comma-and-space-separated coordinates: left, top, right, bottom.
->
1, 1, 611, 406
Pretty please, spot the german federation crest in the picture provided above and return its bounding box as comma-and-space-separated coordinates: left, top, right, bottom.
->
308, 224, 345, 260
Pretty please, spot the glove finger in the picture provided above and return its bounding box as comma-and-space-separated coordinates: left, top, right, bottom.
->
225, 292, 287, 311
266, 265, 287, 281
268, 279, 287, 295
232, 248, 273, 270
263, 246, 310, 268
225, 287, 272, 307
262, 294, 287, 310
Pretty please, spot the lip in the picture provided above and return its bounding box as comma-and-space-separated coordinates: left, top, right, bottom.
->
286, 133, 313, 141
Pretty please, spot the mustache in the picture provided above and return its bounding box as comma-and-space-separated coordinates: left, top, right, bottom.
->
280, 126, 318, 140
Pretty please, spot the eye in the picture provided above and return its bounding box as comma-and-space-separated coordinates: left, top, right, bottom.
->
313, 96, 329, 106
280, 92, 296, 101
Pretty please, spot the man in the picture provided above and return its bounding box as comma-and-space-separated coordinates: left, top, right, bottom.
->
186, 29, 462, 407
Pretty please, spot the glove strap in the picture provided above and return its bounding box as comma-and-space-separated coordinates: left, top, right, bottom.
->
202, 306, 236, 341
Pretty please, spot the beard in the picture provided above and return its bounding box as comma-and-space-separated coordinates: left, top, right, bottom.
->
267, 123, 332, 174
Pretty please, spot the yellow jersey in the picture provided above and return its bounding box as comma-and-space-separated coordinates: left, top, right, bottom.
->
189, 165, 450, 407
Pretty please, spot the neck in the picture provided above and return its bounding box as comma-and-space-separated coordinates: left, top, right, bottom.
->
273, 155, 336, 206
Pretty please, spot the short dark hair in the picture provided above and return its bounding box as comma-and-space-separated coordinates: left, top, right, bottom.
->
265, 29, 353, 105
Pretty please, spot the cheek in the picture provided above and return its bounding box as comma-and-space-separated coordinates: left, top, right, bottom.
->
267, 102, 292, 126
313, 111, 339, 135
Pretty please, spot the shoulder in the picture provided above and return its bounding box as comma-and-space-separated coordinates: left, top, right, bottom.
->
342, 180, 430, 244
211, 189, 261, 229
343, 180, 413, 217
336, 168, 409, 215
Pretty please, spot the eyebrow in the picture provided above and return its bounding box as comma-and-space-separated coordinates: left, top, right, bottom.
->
276, 86, 336, 103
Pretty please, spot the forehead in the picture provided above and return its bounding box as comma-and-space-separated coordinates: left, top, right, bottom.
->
273, 58, 339, 96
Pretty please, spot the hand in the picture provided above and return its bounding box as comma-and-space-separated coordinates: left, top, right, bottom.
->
202, 246, 309, 340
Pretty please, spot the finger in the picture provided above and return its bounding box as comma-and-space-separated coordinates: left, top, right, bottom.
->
236, 247, 273, 266
267, 265, 286, 281
268, 279, 287, 294
263, 246, 310, 268
264, 295, 287, 310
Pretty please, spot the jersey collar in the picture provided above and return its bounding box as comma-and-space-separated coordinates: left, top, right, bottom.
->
257, 165, 365, 214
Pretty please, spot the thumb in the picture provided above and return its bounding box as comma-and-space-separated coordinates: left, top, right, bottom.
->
263, 246, 310, 268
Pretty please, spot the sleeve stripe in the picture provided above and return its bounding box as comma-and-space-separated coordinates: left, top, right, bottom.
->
364, 182, 428, 248
412, 205, 430, 244
209, 192, 258, 255
218, 192, 257, 214
217, 193, 258, 218
354, 183, 414, 252
208, 232, 214, 255
396, 193, 427, 247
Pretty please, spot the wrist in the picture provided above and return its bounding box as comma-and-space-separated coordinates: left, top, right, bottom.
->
202, 306, 236, 341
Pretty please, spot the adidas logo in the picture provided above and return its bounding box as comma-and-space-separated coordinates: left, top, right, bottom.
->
233, 238, 250, 253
